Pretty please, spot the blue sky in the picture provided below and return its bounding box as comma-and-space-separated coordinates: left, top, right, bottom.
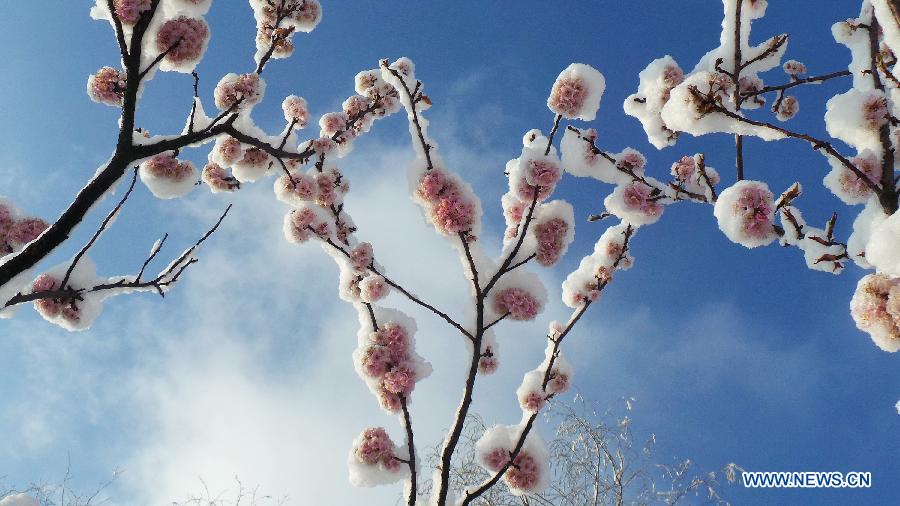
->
0, 1, 898, 505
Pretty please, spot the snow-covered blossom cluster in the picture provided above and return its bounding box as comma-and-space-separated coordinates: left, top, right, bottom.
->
0, 200, 49, 257
250, 0, 322, 63
139, 152, 198, 199
348, 426, 410, 487
621, 0, 900, 352
352, 311, 431, 413
473, 425, 550, 496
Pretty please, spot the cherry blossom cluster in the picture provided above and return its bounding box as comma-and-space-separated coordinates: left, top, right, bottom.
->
516, 339, 573, 414
473, 425, 550, 496
353, 316, 430, 413
29, 260, 106, 332
348, 426, 410, 487
0, 200, 49, 256
623, 0, 899, 352
562, 223, 634, 308
87, 67, 127, 107
851, 273, 900, 352
139, 152, 198, 199
250, 0, 322, 63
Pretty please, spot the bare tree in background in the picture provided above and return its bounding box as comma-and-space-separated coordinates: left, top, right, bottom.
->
422, 396, 742, 506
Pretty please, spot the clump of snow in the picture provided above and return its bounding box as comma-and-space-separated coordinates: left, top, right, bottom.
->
531, 200, 575, 266
30, 258, 106, 332
623, 55, 685, 149
850, 273, 900, 352
824, 89, 888, 152
214, 73, 266, 112
604, 182, 665, 227
348, 426, 409, 487
351, 308, 432, 414
823, 151, 881, 205
139, 152, 197, 199
201, 162, 239, 193
154, 16, 210, 73
561, 222, 634, 308
87, 67, 126, 107
775, 95, 799, 121
713, 180, 778, 248
547, 63, 606, 121
847, 197, 888, 269
473, 425, 550, 496
865, 209, 900, 276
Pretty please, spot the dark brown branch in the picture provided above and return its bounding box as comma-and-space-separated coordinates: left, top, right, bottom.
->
483, 312, 509, 332
742, 70, 851, 98
687, 86, 882, 195
401, 397, 418, 506
61, 168, 138, 288
4, 206, 230, 308
105, 0, 129, 61
866, 16, 899, 214
321, 238, 474, 340
463, 226, 635, 505
383, 62, 435, 171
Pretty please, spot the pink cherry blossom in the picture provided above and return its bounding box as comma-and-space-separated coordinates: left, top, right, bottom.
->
662, 64, 684, 87
144, 153, 194, 181
379, 389, 403, 412
87, 67, 126, 106
505, 452, 541, 491
520, 391, 545, 413
504, 199, 527, 225
548, 77, 588, 118
113, 0, 151, 24
361, 346, 392, 377
840, 152, 882, 199
863, 94, 888, 130
156, 17, 209, 67
360, 275, 389, 303
372, 323, 409, 353
525, 159, 561, 189
350, 243, 374, 272
8, 218, 49, 246
618, 151, 646, 173
534, 218, 569, 266
432, 193, 475, 234
214, 73, 264, 111
291, 0, 322, 30
416, 169, 450, 201
320, 112, 348, 137
733, 184, 775, 240
783, 59, 807, 76
493, 287, 539, 321
355, 427, 395, 465
671, 156, 696, 181
515, 176, 553, 202
201, 163, 238, 193
215, 137, 242, 166
282, 95, 309, 127
32, 274, 63, 318
621, 183, 663, 218
776, 95, 799, 121
850, 274, 900, 346
478, 354, 498, 374
278, 172, 316, 201
240, 148, 270, 168
382, 365, 415, 395
482, 447, 510, 472
547, 372, 569, 394
285, 208, 317, 243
